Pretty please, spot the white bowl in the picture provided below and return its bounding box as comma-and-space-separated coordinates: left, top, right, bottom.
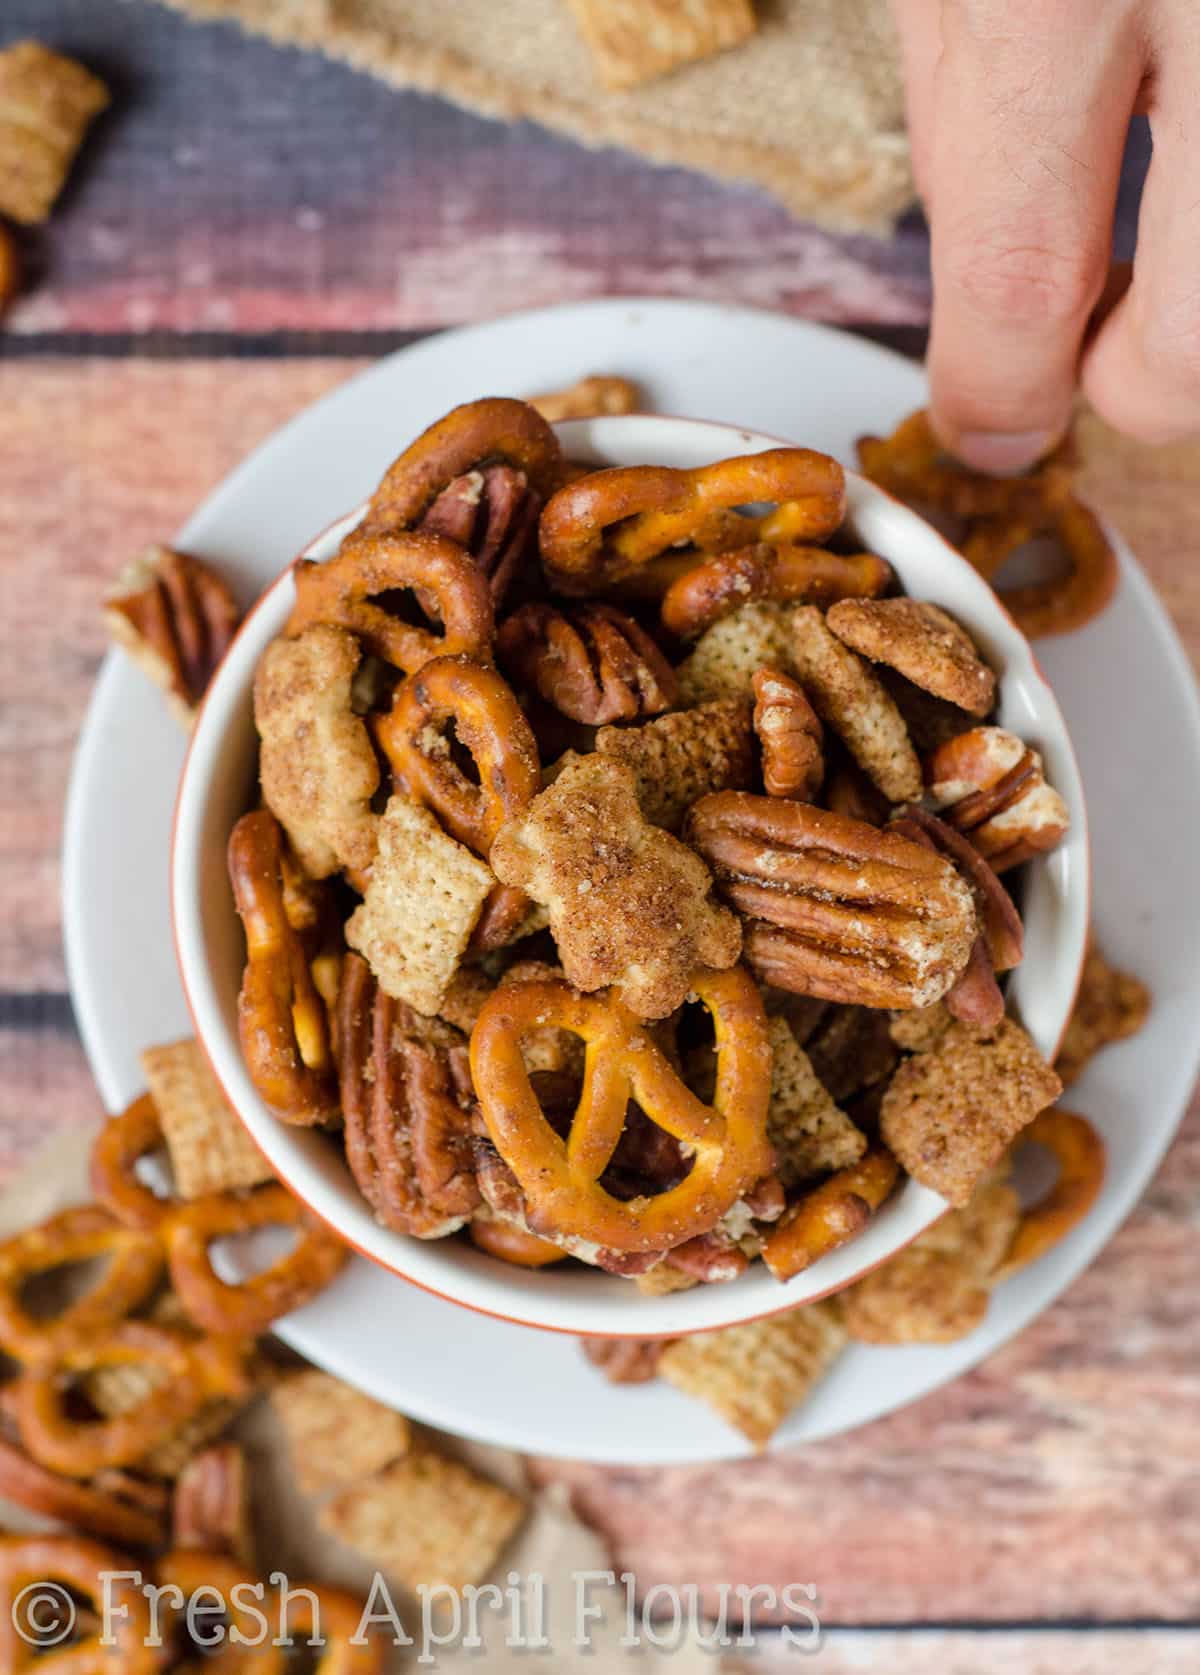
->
172, 413, 1089, 1339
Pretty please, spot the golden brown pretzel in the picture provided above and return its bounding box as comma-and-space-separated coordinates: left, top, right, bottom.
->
272, 1581, 384, 1675
373, 656, 540, 856
539, 449, 846, 591
0, 1206, 163, 1365
362, 396, 562, 535
761, 1147, 900, 1281
89, 1094, 170, 1232
12, 1323, 251, 1478
0, 1535, 157, 1675
469, 968, 773, 1253
468, 1218, 567, 1267
997, 1108, 1106, 1279
163, 1183, 348, 1337
287, 531, 494, 674
661, 543, 891, 638
0, 1437, 166, 1549
228, 810, 339, 1125
155, 1551, 285, 1675
964, 498, 1118, 639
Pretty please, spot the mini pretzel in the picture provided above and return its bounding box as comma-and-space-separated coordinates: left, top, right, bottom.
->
374, 655, 540, 856
0, 1535, 156, 1675
361, 397, 562, 535
761, 1147, 900, 1281
0, 1206, 163, 1365
89, 1095, 170, 1232
274, 1581, 385, 1675
967, 497, 1118, 640
469, 968, 773, 1253
163, 1183, 349, 1337
229, 810, 339, 1125
661, 544, 891, 638
288, 531, 494, 674
12, 1323, 251, 1478
0, 1437, 165, 1549
540, 448, 846, 591
468, 1218, 567, 1267
997, 1108, 1106, 1278
154, 1551, 278, 1674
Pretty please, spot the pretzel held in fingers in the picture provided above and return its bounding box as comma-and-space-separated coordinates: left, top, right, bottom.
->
12, 1324, 251, 1478
163, 1183, 348, 1336
762, 1147, 900, 1282
90, 1095, 171, 1232
0, 1206, 163, 1365
540, 449, 846, 592
288, 531, 493, 674
661, 543, 891, 638
998, 1108, 1106, 1279
469, 969, 773, 1253
361, 397, 562, 537
229, 810, 339, 1125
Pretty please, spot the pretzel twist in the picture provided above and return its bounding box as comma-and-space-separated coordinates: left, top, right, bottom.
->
12, 1323, 252, 1478
661, 543, 891, 638
374, 654, 540, 951
362, 397, 562, 535
0, 1206, 163, 1365
469, 968, 773, 1253
540, 449, 846, 591
998, 1108, 1106, 1279
287, 531, 494, 673
229, 810, 339, 1125
761, 1147, 900, 1281
0, 1535, 157, 1675
163, 1182, 348, 1336
89, 1094, 170, 1232
155, 1551, 286, 1675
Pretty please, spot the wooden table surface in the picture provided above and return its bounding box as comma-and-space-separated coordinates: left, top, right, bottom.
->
1, 4, 1196, 1669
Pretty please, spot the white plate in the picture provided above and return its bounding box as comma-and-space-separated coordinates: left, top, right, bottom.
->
63, 299, 1200, 1462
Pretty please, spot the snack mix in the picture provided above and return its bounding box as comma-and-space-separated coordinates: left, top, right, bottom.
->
97, 389, 1146, 1448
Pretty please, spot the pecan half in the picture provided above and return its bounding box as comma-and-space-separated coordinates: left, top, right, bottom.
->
926, 726, 1070, 873
496, 601, 677, 724
752, 667, 824, 799
171, 1442, 253, 1565
337, 953, 480, 1237
418, 463, 540, 606
582, 1337, 673, 1384
104, 545, 240, 724
687, 792, 977, 1010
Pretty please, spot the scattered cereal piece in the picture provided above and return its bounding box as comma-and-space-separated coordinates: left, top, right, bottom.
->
254, 626, 380, 879
842, 1174, 1020, 1343
565, 0, 756, 90
676, 602, 797, 704
881, 1018, 1062, 1206
490, 754, 740, 1019
271, 1369, 411, 1495
321, 1449, 524, 1593
104, 545, 240, 728
788, 605, 922, 802
634, 1264, 698, 1296
528, 375, 642, 422
83, 1345, 243, 1481
827, 597, 996, 717
0, 41, 109, 224
765, 1017, 866, 1186
658, 1301, 846, 1448
140, 1039, 273, 1200
346, 797, 494, 1016
594, 697, 754, 829
1055, 937, 1151, 1088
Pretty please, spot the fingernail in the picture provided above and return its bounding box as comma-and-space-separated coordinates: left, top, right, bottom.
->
954, 430, 1058, 475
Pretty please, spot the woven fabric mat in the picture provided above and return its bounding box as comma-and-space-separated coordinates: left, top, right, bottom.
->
155, 0, 913, 232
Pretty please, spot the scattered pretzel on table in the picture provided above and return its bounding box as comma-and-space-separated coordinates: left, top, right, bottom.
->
162, 1182, 348, 1337
469, 968, 773, 1253
89, 1093, 170, 1232
0, 1534, 157, 1675
998, 1108, 1107, 1279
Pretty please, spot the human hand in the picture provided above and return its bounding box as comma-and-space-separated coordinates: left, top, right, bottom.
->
891, 0, 1189, 468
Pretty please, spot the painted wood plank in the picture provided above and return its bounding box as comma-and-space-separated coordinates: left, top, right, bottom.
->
740, 1630, 1200, 1673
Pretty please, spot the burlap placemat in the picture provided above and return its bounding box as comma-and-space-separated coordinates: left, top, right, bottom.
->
155, 0, 912, 232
